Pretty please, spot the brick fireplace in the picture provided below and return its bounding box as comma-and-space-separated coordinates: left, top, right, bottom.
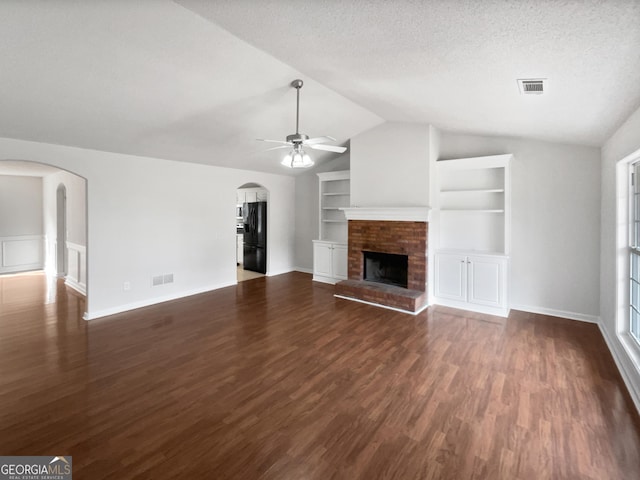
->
335, 208, 429, 314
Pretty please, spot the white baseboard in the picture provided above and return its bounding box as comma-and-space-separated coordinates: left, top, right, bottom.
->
294, 267, 313, 274
84, 281, 236, 320
510, 304, 600, 324
64, 277, 86, 296
266, 268, 296, 277
433, 297, 509, 318
598, 322, 640, 414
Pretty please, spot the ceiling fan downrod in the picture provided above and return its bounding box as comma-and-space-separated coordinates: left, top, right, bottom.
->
286, 79, 307, 143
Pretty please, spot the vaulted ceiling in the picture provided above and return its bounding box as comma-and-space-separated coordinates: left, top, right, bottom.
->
0, 1, 639, 175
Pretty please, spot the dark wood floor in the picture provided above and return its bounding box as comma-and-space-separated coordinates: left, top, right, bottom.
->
1, 272, 639, 479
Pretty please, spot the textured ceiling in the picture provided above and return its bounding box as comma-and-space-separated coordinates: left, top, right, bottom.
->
0, 1, 381, 175
179, 0, 640, 147
0, 1, 639, 178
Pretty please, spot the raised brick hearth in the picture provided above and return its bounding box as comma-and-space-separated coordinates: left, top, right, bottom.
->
335, 219, 428, 313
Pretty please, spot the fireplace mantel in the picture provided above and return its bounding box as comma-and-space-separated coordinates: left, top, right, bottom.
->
341, 207, 431, 222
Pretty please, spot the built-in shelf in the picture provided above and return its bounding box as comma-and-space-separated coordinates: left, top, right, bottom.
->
434, 154, 513, 318
315, 171, 350, 284
437, 154, 512, 254
318, 170, 350, 243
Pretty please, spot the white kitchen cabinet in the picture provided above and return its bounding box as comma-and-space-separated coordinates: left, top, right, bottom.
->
256, 190, 268, 202
237, 188, 267, 205
313, 240, 347, 284
434, 252, 508, 316
236, 234, 243, 265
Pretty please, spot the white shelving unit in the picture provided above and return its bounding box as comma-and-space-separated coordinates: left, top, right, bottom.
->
313, 171, 350, 284
318, 171, 350, 242
433, 154, 512, 316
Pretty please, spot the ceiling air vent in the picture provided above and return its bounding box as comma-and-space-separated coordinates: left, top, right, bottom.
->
517, 78, 547, 95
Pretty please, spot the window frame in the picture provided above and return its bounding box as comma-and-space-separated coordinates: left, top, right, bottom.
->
629, 160, 640, 345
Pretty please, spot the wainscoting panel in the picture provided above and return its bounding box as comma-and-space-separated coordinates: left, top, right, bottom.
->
65, 241, 86, 295
0, 235, 44, 274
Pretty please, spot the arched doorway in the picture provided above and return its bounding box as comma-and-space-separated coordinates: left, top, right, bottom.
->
236, 183, 269, 282
56, 184, 67, 277
0, 159, 88, 305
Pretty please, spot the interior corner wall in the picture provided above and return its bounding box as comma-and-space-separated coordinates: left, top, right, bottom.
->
427, 125, 441, 303
350, 122, 430, 207
600, 102, 640, 410
0, 137, 296, 319
294, 154, 350, 271
438, 131, 601, 320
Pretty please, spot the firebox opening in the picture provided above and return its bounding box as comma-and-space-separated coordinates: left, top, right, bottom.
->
363, 251, 409, 288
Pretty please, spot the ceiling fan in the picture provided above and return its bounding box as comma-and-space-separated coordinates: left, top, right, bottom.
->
258, 79, 347, 168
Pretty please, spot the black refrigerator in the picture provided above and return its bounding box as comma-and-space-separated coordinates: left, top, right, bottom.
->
242, 201, 267, 273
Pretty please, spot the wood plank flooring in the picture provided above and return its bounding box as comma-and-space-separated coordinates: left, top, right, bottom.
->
1, 271, 639, 479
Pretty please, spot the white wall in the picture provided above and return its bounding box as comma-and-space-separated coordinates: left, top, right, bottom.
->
0, 175, 42, 236
439, 132, 601, 321
0, 137, 296, 319
294, 154, 350, 271
351, 122, 430, 207
600, 103, 640, 411
42, 169, 87, 292
0, 175, 44, 273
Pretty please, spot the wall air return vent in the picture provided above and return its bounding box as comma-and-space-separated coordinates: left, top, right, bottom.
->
517, 78, 547, 95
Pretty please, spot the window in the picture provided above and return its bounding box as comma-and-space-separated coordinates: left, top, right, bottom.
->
630, 161, 640, 343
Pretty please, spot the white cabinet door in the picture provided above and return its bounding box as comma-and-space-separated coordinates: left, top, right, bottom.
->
435, 253, 467, 302
313, 242, 333, 277
467, 255, 505, 308
332, 244, 348, 280
245, 191, 258, 203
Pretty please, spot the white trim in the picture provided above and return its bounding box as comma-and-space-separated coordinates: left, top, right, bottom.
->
266, 268, 298, 277
294, 267, 313, 274
433, 296, 509, 318
65, 241, 85, 252
438, 154, 512, 170
598, 322, 640, 414
317, 170, 350, 181
313, 275, 339, 285
65, 277, 86, 296
65, 241, 86, 295
84, 281, 236, 320
334, 294, 429, 315
510, 304, 600, 324
341, 207, 431, 222
0, 234, 44, 274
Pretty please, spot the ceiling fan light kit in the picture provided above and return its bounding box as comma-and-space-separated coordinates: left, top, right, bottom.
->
258, 79, 347, 169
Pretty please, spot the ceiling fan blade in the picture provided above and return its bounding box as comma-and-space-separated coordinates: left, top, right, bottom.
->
303, 136, 337, 145
263, 145, 291, 152
257, 138, 291, 145
309, 144, 347, 153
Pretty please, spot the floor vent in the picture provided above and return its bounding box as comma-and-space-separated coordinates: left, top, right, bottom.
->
517, 78, 546, 95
